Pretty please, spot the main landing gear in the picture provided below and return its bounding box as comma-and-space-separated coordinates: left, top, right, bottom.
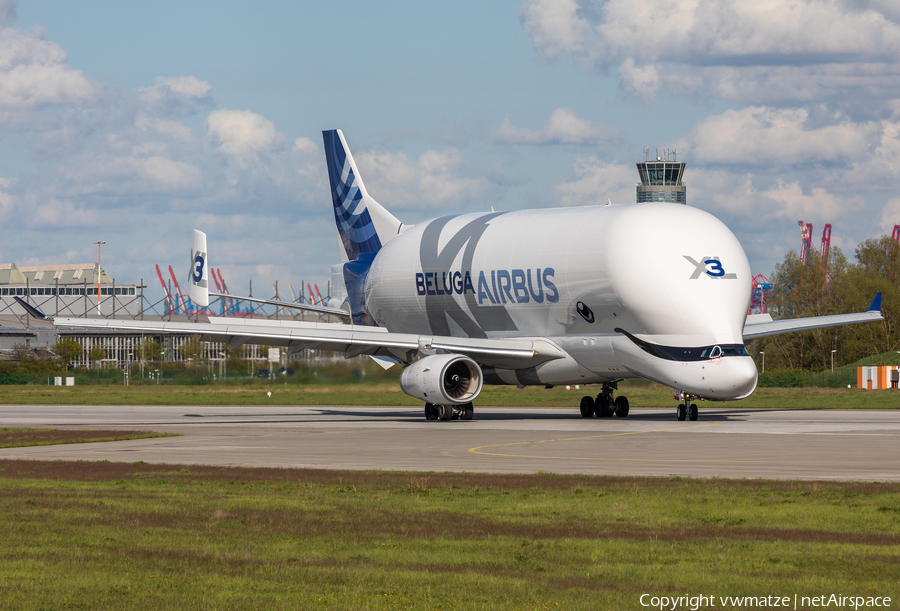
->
676, 395, 699, 421
424, 402, 474, 422
580, 383, 629, 418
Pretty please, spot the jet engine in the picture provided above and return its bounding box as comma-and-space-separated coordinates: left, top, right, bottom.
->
399, 354, 483, 405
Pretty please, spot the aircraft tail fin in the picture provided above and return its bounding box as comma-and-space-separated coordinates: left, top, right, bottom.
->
189, 229, 209, 308
322, 129, 403, 262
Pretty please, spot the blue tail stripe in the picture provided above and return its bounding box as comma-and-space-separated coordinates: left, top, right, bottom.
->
323, 129, 382, 260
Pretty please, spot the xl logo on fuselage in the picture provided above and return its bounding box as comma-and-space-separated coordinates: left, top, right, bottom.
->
683, 255, 737, 280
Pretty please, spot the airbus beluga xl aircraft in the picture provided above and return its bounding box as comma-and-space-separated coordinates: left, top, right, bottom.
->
28, 129, 883, 422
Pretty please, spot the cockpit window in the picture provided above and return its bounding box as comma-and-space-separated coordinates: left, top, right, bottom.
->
615, 328, 750, 362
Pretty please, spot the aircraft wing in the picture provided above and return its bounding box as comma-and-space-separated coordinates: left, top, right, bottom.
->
50, 315, 567, 369
742, 293, 883, 341
208, 291, 350, 319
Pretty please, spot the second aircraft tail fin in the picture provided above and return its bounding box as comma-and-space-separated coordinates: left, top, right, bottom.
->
189, 229, 209, 308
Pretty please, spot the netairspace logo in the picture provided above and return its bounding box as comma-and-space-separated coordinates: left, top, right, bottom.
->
639, 593, 892, 610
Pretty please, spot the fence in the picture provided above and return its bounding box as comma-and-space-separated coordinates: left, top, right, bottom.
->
0, 365, 397, 387
757, 371, 856, 388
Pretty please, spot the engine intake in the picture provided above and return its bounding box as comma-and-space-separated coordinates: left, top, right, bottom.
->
400, 354, 483, 405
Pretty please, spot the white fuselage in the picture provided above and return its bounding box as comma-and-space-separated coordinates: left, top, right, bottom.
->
365, 203, 757, 400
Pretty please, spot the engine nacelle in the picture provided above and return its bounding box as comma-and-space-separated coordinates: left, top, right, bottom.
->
399, 354, 483, 405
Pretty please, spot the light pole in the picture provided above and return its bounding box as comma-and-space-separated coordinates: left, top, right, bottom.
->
831, 349, 837, 374
94, 241, 106, 315
759, 351, 765, 374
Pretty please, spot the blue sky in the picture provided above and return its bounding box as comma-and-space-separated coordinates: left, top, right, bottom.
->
2, 0, 899, 303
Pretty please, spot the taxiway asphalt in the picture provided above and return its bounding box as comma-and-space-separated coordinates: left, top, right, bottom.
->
0, 404, 898, 481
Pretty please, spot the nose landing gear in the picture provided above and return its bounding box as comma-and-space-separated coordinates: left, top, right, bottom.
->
676, 394, 699, 421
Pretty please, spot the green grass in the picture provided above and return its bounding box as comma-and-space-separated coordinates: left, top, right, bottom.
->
0, 461, 897, 609
0, 381, 898, 409
0, 428, 177, 448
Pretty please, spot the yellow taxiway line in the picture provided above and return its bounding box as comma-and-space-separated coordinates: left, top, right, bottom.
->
467, 422, 900, 464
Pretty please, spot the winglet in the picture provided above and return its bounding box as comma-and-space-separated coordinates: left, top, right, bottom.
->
189, 229, 210, 308
14, 296, 49, 320
868, 292, 883, 312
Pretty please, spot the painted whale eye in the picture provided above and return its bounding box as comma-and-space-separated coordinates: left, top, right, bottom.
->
576, 301, 595, 323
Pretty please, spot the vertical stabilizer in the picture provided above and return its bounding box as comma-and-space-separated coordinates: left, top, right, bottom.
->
189, 229, 209, 308
323, 129, 403, 262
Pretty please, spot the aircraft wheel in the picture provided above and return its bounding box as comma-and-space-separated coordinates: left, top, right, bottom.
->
461, 403, 474, 420
579, 396, 595, 418
614, 396, 629, 417
425, 403, 438, 421
677, 404, 687, 421
597, 397, 613, 418
439, 405, 454, 421
689, 404, 699, 421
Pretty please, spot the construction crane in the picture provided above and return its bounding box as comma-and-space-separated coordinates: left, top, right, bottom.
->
216, 269, 234, 315
798, 221, 813, 265
168, 265, 189, 315
155, 264, 174, 315
819, 224, 832, 269
210, 268, 225, 315
750, 273, 773, 314
893, 225, 900, 243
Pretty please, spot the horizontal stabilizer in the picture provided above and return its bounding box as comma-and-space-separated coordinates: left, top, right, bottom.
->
208, 292, 350, 319
14, 296, 49, 320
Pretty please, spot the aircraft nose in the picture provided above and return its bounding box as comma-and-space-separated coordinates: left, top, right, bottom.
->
728, 357, 758, 399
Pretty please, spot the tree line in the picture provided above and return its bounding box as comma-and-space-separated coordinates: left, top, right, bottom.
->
749, 235, 899, 372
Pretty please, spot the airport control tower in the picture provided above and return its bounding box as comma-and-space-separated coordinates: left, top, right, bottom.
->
636, 148, 686, 204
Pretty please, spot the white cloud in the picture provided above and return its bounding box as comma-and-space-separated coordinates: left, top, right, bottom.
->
552, 157, 635, 206
834, 120, 900, 192
56, 141, 204, 199
520, 0, 593, 61
521, 0, 900, 107
881, 196, 900, 233
137, 75, 213, 115
0, 27, 96, 109
0, 176, 15, 217
687, 168, 866, 224
28, 197, 120, 229
292, 137, 317, 154
206, 109, 282, 156
762, 180, 865, 220
495, 107, 622, 145
671, 107, 900, 202
134, 112, 194, 141
355, 148, 492, 208
683, 106, 879, 166
191, 212, 249, 237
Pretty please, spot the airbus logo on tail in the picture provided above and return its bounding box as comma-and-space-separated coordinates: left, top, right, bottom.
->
684, 256, 737, 280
